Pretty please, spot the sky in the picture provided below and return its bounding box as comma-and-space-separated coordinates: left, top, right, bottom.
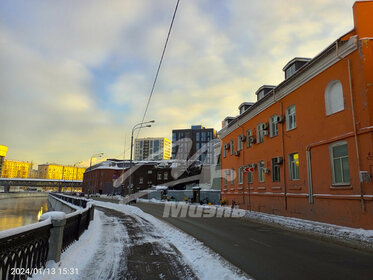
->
0, 0, 357, 167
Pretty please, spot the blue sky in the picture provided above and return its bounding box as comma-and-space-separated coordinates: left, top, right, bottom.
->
0, 0, 356, 166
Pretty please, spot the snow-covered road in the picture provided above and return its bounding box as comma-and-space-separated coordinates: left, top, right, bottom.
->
32, 202, 250, 280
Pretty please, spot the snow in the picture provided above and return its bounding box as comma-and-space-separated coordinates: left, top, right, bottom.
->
155, 185, 168, 190
92, 200, 251, 280
31, 210, 127, 280
0, 217, 51, 239
40, 211, 66, 221
137, 199, 373, 247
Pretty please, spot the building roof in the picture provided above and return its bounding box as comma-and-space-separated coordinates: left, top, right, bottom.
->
282, 57, 311, 71
219, 35, 356, 138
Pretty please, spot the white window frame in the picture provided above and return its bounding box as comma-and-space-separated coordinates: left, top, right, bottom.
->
231, 168, 235, 185
238, 135, 243, 151
329, 141, 350, 185
224, 170, 228, 186
258, 161, 265, 182
238, 166, 243, 184
270, 115, 278, 137
271, 158, 281, 182
247, 169, 253, 184
325, 80, 344, 116
286, 105, 296, 131
246, 129, 252, 148
257, 123, 264, 143
289, 153, 300, 180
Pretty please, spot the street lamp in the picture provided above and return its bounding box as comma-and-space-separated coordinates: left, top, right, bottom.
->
71, 161, 83, 193
90, 152, 104, 167
128, 120, 155, 195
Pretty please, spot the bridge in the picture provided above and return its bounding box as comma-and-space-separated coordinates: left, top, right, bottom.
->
0, 178, 83, 192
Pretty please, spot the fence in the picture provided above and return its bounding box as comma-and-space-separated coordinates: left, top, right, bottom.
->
0, 193, 94, 280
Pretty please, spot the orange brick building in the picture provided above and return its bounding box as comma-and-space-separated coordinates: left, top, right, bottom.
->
219, 1, 373, 229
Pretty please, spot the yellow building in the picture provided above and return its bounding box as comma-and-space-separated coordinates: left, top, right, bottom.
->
38, 164, 85, 180
1, 160, 32, 178
0, 145, 8, 177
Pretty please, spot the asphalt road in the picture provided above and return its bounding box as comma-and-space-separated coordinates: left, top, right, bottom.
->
134, 202, 373, 280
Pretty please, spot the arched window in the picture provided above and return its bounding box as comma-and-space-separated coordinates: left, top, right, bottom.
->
325, 80, 344, 115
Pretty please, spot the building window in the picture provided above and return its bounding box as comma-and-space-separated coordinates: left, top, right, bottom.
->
157, 173, 162, 180
257, 124, 264, 143
272, 158, 281, 182
289, 153, 300, 180
238, 167, 243, 184
330, 142, 350, 185
164, 172, 168, 180
224, 170, 228, 186
247, 170, 253, 184
139, 177, 143, 184
270, 115, 278, 137
246, 129, 252, 148
325, 80, 344, 116
238, 135, 243, 151
230, 140, 234, 155
285, 64, 296, 79
286, 105, 296, 131
231, 168, 235, 185
147, 170, 153, 174
223, 145, 227, 158
258, 161, 265, 182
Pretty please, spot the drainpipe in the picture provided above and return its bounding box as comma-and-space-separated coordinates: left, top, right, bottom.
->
306, 147, 313, 204
279, 101, 288, 210
336, 41, 365, 212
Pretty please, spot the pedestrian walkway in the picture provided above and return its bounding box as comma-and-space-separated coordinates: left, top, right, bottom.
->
96, 206, 197, 279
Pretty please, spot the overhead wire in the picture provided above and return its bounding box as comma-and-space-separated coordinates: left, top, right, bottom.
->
135, 0, 181, 139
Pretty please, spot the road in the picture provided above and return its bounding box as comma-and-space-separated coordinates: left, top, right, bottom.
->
134, 202, 373, 280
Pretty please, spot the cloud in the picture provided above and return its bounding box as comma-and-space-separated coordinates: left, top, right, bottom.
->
0, 0, 358, 165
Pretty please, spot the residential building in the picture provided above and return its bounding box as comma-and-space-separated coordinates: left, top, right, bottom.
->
1, 160, 32, 178
83, 159, 210, 195
38, 164, 85, 180
219, 1, 373, 229
172, 125, 217, 164
0, 145, 8, 177
134, 137, 171, 161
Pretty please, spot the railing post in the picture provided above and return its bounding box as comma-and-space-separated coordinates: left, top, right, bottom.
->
40, 212, 66, 263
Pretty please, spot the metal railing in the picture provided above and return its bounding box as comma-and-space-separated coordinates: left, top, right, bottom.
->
0, 219, 52, 280
0, 193, 94, 280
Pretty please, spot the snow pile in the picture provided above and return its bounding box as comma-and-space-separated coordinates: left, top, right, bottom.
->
31, 210, 127, 280
242, 210, 373, 246
136, 199, 373, 247
93, 201, 251, 280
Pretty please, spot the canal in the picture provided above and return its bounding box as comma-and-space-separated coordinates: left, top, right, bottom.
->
0, 196, 48, 231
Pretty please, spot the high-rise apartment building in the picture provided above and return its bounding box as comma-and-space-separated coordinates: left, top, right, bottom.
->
134, 138, 171, 161
172, 125, 217, 164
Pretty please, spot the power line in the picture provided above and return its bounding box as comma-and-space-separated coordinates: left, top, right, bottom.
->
136, 0, 181, 139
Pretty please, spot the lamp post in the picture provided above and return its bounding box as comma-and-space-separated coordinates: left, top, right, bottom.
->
90, 152, 104, 168
128, 120, 155, 195
89, 152, 104, 197
72, 161, 83, 193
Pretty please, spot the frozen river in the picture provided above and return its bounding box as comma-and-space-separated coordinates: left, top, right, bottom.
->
0, 196, 48, 231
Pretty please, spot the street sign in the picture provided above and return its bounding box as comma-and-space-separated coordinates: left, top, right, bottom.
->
243, 167, 254, 172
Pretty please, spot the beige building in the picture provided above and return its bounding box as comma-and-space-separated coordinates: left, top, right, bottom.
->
38, 164, 85, 180
1, 160, 32, 178
134, 137, 171, 161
